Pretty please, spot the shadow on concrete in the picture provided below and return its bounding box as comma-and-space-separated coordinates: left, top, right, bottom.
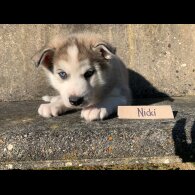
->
172, 119, 195, 162
128, 69, 174, 105
173, 111, 178, 118
59, 109, 80, 116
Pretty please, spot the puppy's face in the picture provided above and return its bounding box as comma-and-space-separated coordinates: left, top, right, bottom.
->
32, 34, 116, 108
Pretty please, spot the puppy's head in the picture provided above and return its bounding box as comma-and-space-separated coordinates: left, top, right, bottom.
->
32, 32, 116, 108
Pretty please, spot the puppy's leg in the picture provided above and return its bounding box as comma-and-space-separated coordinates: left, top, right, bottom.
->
38, 96, 68, 118
81, 96, 128, 121
42, 95, 61, 103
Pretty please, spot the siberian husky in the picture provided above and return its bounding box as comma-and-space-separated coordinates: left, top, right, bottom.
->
32, 32, 131, 121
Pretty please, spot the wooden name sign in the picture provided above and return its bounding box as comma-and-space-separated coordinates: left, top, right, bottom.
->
118, 105, 174, 119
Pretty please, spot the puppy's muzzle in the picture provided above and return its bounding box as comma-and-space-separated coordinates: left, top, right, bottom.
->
69, 96, 84, 106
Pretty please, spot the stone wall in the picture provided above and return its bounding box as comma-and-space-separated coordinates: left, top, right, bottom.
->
0, 24, 194, 101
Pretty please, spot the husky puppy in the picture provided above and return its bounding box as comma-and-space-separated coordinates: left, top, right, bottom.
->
32, 32, 131, 121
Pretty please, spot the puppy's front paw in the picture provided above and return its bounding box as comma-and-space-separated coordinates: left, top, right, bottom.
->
38, 103, 63, 118
81, 107, 108, 121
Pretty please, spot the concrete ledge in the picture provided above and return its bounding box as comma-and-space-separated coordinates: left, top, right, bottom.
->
0, 157, 182, 170
0, 97, 194, 169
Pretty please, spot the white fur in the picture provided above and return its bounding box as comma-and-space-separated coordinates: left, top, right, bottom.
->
42, 95, 61, 103
38, 96, 69, 117
47, 58, 97, 108
42, 95, 51, 102
67, 45, 79, 64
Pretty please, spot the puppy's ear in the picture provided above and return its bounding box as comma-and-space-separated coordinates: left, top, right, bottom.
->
93, 42, 116, 60
31, 47, 55, 70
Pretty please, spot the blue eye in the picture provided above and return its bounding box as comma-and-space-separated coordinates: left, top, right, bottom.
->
58, 71, 67, 79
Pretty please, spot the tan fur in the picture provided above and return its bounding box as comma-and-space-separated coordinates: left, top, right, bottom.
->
33, 32, 131, 121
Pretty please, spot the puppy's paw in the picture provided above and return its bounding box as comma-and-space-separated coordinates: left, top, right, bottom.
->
38, 103, 63, 118
81, 107, 109, 121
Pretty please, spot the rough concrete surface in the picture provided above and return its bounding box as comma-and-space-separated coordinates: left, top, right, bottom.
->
0, 97, 194, 169
0, 24, 195, 101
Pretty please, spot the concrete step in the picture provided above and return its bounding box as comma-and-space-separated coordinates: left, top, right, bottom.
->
0, 97, 194, 169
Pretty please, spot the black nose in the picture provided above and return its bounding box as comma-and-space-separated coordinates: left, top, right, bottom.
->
69, 96, 84, 106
